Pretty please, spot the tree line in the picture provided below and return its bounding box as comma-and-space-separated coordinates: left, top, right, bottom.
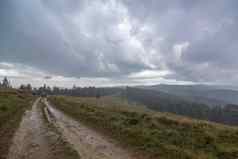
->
31, 84, 122, 98
0, 77, 122, 98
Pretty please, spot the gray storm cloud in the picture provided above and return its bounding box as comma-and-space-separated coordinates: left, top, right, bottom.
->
0, 0, 238, 85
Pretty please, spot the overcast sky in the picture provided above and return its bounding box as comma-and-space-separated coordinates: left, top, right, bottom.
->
1, 0, 238, 87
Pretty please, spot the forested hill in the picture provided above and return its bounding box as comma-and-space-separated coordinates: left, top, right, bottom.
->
125, 87, 238, 126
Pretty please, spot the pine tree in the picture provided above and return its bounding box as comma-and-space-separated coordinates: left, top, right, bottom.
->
2, 77, 10, 88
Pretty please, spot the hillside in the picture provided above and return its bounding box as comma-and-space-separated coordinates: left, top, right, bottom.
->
49, 96, 238, 159
125, 87, 238, 126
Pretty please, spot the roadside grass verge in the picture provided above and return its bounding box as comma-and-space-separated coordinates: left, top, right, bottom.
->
0, 89, 35, 159
49, 96, 238, 159
39, 99, 80, 159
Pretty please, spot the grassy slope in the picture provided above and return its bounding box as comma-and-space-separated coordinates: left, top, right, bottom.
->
0, 89, 35, 159
49, 96, 238, 159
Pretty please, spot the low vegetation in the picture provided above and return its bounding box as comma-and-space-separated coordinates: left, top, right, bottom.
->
49, 96, 238, 159
0, 89, 35, 159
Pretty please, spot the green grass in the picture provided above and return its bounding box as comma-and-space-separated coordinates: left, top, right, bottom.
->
0, 89, 35, 159
49, 96, 238, 159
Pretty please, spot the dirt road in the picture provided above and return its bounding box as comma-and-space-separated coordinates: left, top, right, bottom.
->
7, 98, 133, 159
7, 98, 53, 159
44, 99, 133, 159
7, 98, 79, 159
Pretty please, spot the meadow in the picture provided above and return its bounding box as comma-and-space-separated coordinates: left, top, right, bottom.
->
49, 96, 238, 159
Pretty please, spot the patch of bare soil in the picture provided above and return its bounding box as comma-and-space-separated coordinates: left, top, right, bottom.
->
44, 99, 134, 159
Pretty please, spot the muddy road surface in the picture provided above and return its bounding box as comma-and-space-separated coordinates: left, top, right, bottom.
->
7, 98, 79, 159
44, 99, 133, 159
7, 98, 53, 159
7, 98, 133, 159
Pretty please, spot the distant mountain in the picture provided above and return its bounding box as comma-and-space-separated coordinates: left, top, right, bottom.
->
139, 84, 238, 106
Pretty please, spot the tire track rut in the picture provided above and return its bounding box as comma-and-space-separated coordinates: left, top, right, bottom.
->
44, 99, 133, 159
7, 98, 52, 159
